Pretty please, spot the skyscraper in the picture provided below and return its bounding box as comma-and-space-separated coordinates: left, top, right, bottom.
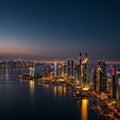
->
92, 69, 97, 91
71, 59, 74, 77
96, 60, 107, 94
116, 70, 120, 111
67, 59, 71, 78
81, 53, 88, 86
79, 52, 82, 84
67, 59, 74, 79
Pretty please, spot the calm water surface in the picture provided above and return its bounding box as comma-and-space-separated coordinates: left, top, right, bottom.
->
0, 67, 97, 120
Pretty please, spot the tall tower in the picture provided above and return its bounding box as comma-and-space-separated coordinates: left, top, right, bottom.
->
92, 69, 97, 91
67, 59, 74, 79
82, 52, 88, 86
96, 60, 102, 94
29, 67, 35, 77
79, 52, 82, 83
116, 70, 120, 111
61, 63, 65, 78
96, 60, 107, 94
84, 52, 88, 84
71, 59, 74, 77
54, 62, 57, 77
67, 59, 71, 78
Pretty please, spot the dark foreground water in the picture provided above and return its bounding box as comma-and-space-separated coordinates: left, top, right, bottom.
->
0, 67, 98, 120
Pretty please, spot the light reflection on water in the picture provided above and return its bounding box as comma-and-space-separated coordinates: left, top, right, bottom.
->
42, 84, 67, 97
56, 86, 66, 97
42, 84, 89, 120
81, 99, 88, 120
29, 80, 35, 96
5, 69, 9, 80
0, 67, 97, 120
57, 86, 62, 96
53, 86, 57, 96
77, 99, 88, 120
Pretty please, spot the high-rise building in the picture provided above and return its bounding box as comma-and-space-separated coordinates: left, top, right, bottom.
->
106, 66, 117, 99
116, 70, 120, 111
57, 64, 62, 77
92, 69, 97, 91
54, 62, 57, 77
67, 59, 74, 79
102, 61, 106, 76
101, 61, 107, 92
112, 74, 116, 99
67, 59, 71, 78
42, 65, 51, 78
96, 60, 107, 94
96, 62, 102, 94
29, 67, 35, 77
71, 59, 74, 77
61, 63, 65, 77
79, 52, 82, 84
74, 64, 80, 80
106, 75, 112, 98
81, 53, 88, 86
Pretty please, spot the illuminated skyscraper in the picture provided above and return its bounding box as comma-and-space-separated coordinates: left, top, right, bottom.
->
116, 70, 120, 111
57, 64, 62, 77
101, 61, 107, 92
42, 65, 51, 78
92, 69, 97, 91
67, 59, 74, 79
81, 52, 88, 86
67, 59, 71, 78
61, 63, 65, 77
112, 74, 116, 99
54, 62, 57, 77
29, 67, 35, 77
96, 60, 107, 94
71, 59, 74, 77
96, 61, 102, 93
79, 52, 82, 83
74, 64, 80, 80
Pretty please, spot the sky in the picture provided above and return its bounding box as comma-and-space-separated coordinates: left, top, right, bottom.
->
0, 0, 120, 61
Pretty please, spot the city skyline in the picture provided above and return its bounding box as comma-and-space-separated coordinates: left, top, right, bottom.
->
0, 0, 120, 61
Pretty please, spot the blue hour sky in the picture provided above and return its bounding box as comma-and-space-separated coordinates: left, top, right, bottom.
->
0, 0, 120, 61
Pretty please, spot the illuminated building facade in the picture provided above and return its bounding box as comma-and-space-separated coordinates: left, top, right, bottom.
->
106, 66, 116, 99
96, 60, 107, 94
54, 62, 57, 77
67, 59, 74, 79
67, 59, 71, 78
43, 65, 51, 78
81, 53, 88, 86
106, 76, 112, 98
53, 62, 66, 78
92, 69, 97, 91
79, 52, 82, 83
116, 70, 120, 111
74, 64, 80, 80
29, 67, 35, 77
96, 62, 102, 93
61, 63, 66, 78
